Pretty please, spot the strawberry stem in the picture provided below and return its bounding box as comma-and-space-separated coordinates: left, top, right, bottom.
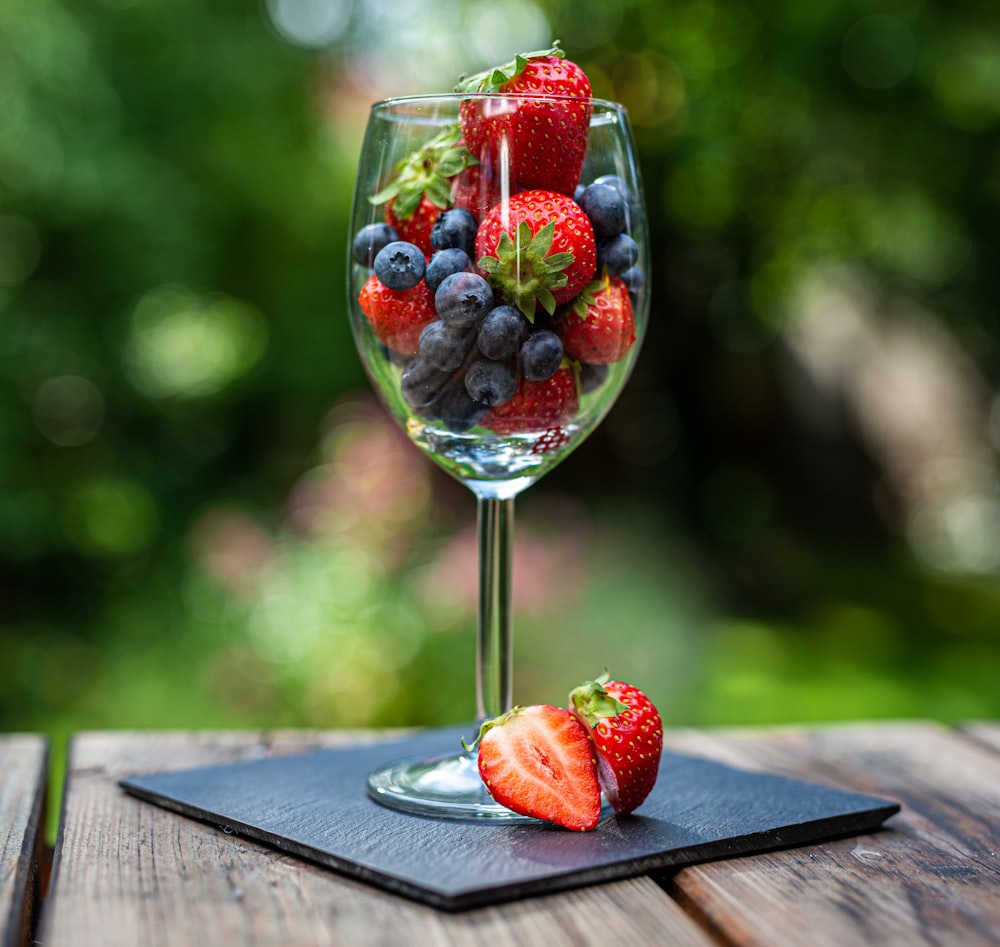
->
369, 124, 471, 217
462, 707, 524, 751
454, 41, 565, 94
478, 220, 575, 320
569, 674, 629, 728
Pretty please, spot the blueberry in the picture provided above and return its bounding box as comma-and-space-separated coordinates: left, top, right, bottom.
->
374, 241, 426, 290
579, 362, 609, 394
401, 357, 453, 409
435, 271, 494, 328
579, 183, 627, 238
592, 174, 634, 203
619, 265, 645, 300
352, 222, 400, 267
593, 174, 640, 230
418, 320, 475, 372
597, 233, 639, 276
465, 358, 517, 406
477, 305, 529, 360
519, 329, 564, 381
431, 208, 478, 256
430, 377, 490, 431
425, 248, 472, 293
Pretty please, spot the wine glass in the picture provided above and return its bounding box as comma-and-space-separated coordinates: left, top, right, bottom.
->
347, 92, 649, 819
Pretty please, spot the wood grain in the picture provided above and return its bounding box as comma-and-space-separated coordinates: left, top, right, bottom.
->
38, 731, 714, 947
659, 722, 1000, 947
960, 721, 1000, 754
0, 734, 48, 947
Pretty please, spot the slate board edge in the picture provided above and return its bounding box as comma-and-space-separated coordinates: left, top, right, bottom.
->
119, 777, 901, 912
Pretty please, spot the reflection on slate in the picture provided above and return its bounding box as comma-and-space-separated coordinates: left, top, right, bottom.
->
119, 727, 900, 911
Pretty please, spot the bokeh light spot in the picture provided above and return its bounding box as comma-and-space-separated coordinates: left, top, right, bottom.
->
842, 15, 917, 90
467, 0, 550, 67
266, 0, 352, 49
32, 374, 105, 446
125, 285, 268, 400
63, 476, 159, 557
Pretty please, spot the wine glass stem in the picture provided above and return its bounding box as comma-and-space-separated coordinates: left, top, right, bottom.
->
475, 496, 515, 721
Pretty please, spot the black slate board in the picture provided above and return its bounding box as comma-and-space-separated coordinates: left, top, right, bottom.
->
119, 727, 900, 911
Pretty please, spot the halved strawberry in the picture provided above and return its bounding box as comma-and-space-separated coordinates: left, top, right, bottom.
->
556, 275, 636, 365
482, 365, 579, 436
358, 274, 437, 357
569, 674, 663, 815
476, 190, 596, 319
468, 704, 601, 831
456, 44, 592, 196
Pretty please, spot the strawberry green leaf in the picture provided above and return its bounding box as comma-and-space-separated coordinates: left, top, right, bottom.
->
569, 675, 629, 727
479, 216, 577, 321
454, 41, 565, 93
367, 124, 470, 216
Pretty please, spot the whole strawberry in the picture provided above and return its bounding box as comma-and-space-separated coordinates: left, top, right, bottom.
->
482, 365, 579, 436
450, 143, 509, 221
556, 275, 636, 365
467, 704, 602, 831
457, 44, 592, 196
569, 673, 663, 815
476, 190, 596, 319
371, 126, 473, 255
358, 274, 437, 356
386, 195, 443, 256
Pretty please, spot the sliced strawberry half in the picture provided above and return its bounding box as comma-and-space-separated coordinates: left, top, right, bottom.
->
468, 704, 602, 831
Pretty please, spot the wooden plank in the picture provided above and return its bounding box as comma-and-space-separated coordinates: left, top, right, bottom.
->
39, 731, 714, 947
658, 722, 1000, 947
0, 734, 48, 947
959, 721, 1000, 754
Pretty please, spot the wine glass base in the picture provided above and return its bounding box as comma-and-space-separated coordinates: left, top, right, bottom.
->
366, 749, 536, 821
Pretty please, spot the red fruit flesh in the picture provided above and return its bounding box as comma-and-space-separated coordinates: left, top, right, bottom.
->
475, 705, 602, 831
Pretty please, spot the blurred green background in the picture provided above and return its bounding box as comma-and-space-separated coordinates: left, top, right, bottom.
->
2, 0, 999, 762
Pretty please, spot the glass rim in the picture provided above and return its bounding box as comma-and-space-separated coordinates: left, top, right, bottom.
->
369, 92, 628, 113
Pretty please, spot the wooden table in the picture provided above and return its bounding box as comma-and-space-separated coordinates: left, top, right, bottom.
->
3, 722, 999, 946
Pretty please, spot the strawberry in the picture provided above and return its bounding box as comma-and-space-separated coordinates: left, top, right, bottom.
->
475, 190, 596, 319
450, 151, 508, 221
556, 275, 636, 365
569, 674, 663, 815
358, 274, 437, 356
370, 125, 474, 255
385, 194, 441, 256
482, 365, 579, 436
467, 704, 602, 831
456, 43, 592, 196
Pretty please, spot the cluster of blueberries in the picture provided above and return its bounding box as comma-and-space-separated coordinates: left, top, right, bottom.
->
351, 176, 641, 433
